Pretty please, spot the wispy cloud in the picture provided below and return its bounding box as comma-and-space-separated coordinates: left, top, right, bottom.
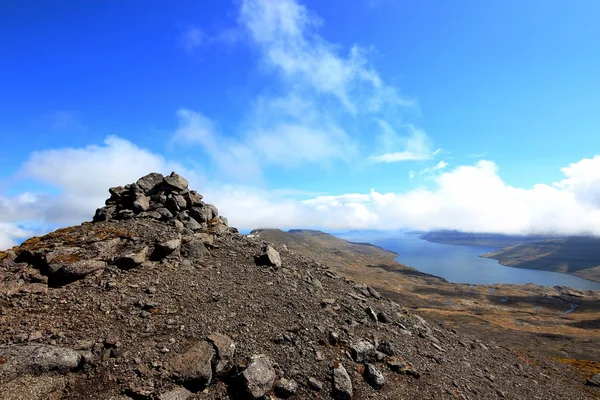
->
51, 111, 86, 131
178, 26, 204, 54
370, 124, 436, 163
419, 160, 448, 175
173, 0, 430, 173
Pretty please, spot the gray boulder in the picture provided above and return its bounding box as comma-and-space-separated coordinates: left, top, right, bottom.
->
241, 355, 276, 399
136, 172, 164, 194
255, 245, 282, 268
164, 172, 188, 191
49, 260, 106, 285
132, 193, 150, 212
115, 247, 148, 270
0, 345, 82, 380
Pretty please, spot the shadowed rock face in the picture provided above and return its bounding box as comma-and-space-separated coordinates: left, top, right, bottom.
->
0, 173, 598, 400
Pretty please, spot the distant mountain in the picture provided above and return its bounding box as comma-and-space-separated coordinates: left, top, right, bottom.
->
483, 236, 600, 283
420, 230, 560, 247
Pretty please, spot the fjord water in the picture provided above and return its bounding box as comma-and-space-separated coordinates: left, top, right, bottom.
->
335, 231, 600, 291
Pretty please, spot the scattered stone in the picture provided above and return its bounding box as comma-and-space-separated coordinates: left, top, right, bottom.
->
206, 333, 235, 376
377, 341, 396, 356
241, 355, 276, 399
364, 363, 385, 389
587, 373, 600, 387
376, 311, 390, 323
132, 193, 150, 212
367, 286, 382, 299
154, 239, 181, 259
365, 307, 378, 321
255, 245, 282, 268
332, 363, 353, 400
158, 386, 193, 400
115, 247, 148, 270
350, 339, 376, 363
387, 357, 419, 378
169, 341, 214, 391
275, 378, 299, 398
308, 377, 324, 391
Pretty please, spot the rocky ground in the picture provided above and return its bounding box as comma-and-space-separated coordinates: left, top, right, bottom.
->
1, 173, 599, 399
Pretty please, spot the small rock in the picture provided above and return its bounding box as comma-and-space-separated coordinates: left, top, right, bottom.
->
206, 333, 235, 376
387, 357, 419, 378
377, 341, 396, 356
367, 286, 382, 299
588, 372, 600, 387
275, 378, 299, 398
241, 355, 276, 399
350, 340, 376, 363
164, 172, 189, 191
136, 172, 164, 194
115, 247, 148, 270
364, 363, 385, 389
158, 387, 193, 400
376, 312, 390, 323
365, 307, 378, 321
332, 363, 352, 400
132, 193, 150, 212
307, 377, 323, 391
169, 341, 214, 391
154, 239, 181, 259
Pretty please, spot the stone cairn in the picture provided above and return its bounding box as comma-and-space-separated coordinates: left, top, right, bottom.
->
93, 172, 232, 234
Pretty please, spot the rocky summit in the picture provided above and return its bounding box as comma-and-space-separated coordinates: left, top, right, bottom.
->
0, 173, 598, 399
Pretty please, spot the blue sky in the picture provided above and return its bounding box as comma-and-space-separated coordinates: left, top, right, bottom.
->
1, 0, 600, 246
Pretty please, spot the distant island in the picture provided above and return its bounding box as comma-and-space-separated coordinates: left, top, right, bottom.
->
419, 230, 560, 247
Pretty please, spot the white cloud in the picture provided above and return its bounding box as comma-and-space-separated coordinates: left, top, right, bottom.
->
211, 156, 600, 236
179, 26, 204, 54
370, 124, 436, 163
553, 155, 600, 207
0, 223, 33, 250
17, 136, 191, 226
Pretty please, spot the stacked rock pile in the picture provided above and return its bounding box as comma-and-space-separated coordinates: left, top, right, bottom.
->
93, 172, 231, 234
